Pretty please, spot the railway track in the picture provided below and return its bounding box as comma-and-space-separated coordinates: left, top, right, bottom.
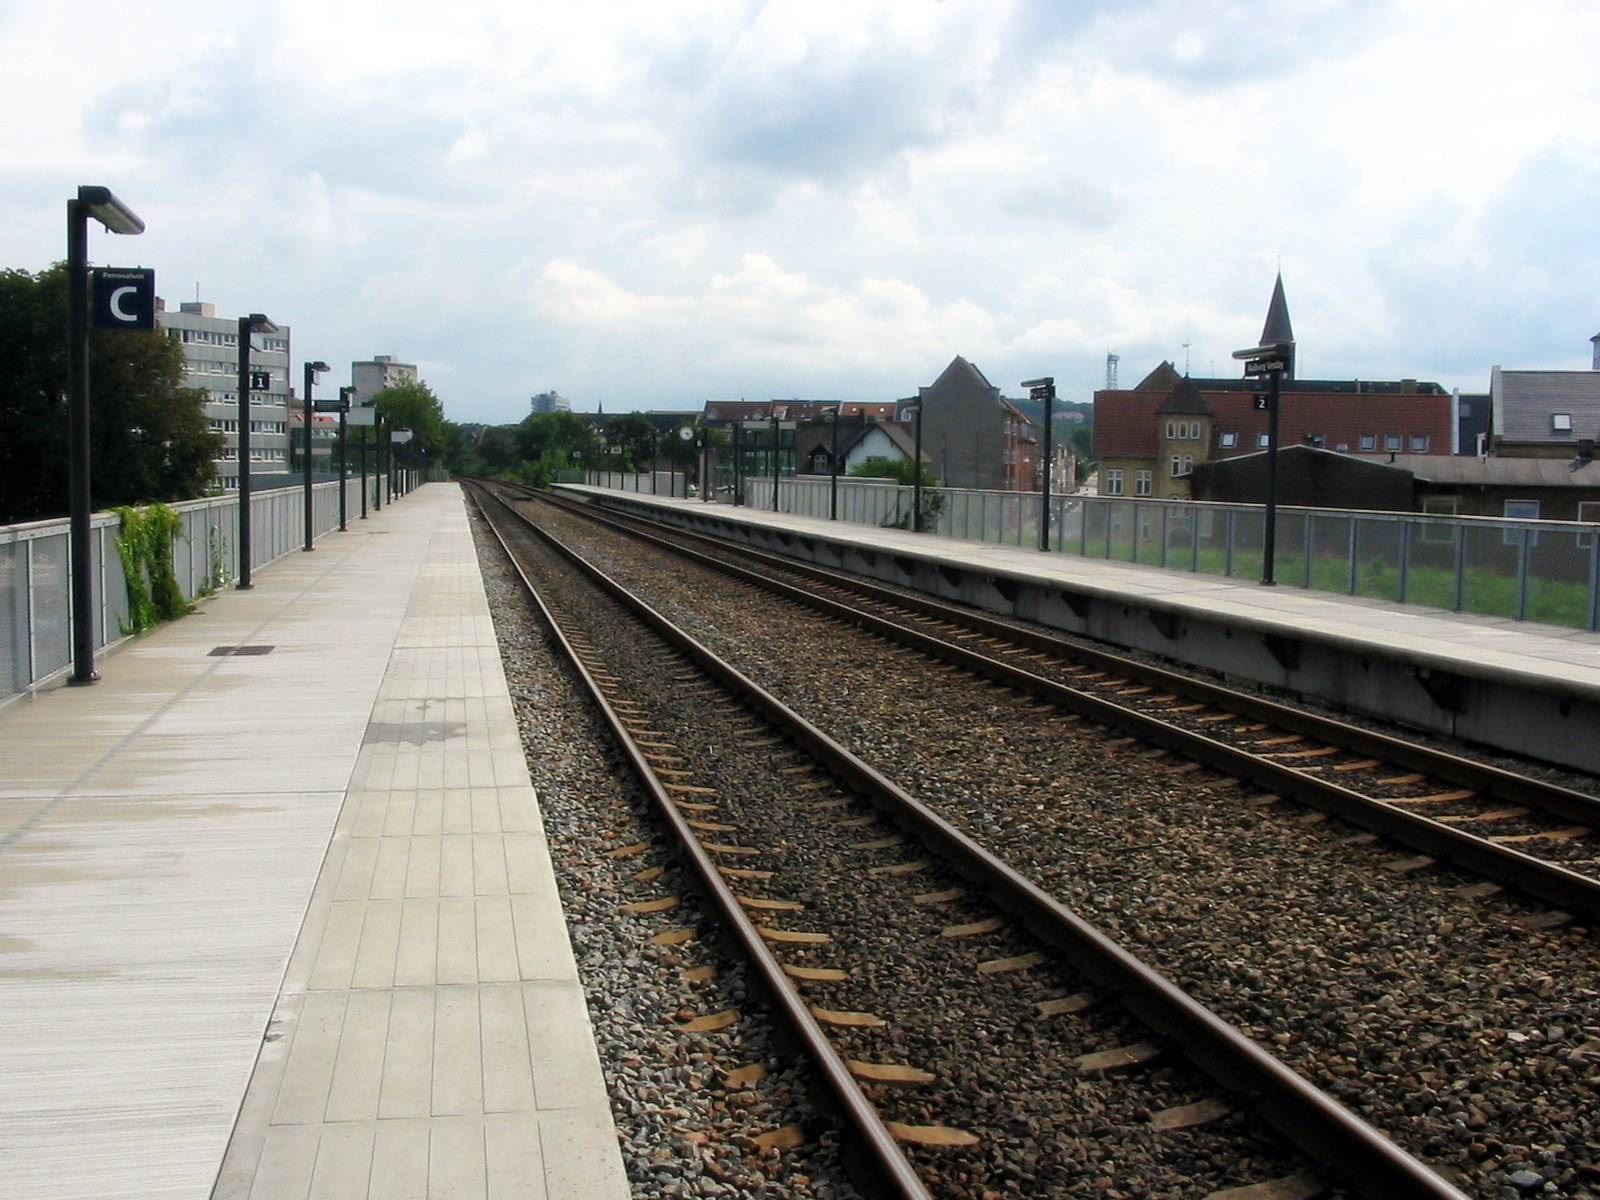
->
469, 481, 1474, 1200
524, 486, 1600, 925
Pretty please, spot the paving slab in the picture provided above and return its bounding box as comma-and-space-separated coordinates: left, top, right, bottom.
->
0, 484, 627, 1200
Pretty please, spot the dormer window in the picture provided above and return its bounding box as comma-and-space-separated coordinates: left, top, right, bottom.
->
1553, 413, 1573, 432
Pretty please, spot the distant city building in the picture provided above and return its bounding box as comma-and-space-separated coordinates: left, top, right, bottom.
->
157, 299, 292, 490
351, 355, 417, 406
531, 391, 571, 414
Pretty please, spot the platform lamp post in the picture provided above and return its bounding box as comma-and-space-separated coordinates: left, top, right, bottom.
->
337, 387, 355, 531
236, 313, 279, 590
301, 360, 329, 551
1231, 340, 1293, 585
357, 403, 371, 520
371, 414, 384, 512
66, 186, 145, 684
1022, 377, 1055, 551
767, 415, 796, 513
905, 399, 925, 532
826, 403, 842, 521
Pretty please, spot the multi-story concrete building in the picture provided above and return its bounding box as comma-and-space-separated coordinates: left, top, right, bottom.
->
156, 300, 292, 490
351, 355, 417, 405
531, 390, 571, 415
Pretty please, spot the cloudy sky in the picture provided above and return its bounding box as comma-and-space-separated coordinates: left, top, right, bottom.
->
5, 0, 1599, 424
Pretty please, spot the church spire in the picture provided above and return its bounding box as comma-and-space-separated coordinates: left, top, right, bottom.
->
1260, 271, 1296, 380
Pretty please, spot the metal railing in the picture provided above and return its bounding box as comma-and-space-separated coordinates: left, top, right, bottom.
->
576, 472, 1600, 633
2, 474, 411, 701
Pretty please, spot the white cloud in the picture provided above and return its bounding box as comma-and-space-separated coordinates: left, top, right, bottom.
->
3, 0, 1598, 420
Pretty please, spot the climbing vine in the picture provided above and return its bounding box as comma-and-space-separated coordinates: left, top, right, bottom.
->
112, 503, 192, 634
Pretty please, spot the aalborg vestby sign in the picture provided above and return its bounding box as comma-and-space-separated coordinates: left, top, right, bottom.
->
92, 268, 155, 331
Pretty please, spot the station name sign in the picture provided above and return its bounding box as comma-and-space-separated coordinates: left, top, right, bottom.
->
92, 268, 155, 331
1242, 356, 1288, 377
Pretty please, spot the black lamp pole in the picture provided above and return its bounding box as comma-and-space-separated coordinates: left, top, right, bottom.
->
66, 186, 144, 684
302, 360, 329, 551
771, 415, 781, 512
829, 405, 841, 521
910, 402, 924, 532
1231, 341, 1293, 586
1262, 365, 1284, 585
236, 313, 278, 590
1023, 377, 1056, 551
337, 387, 354, 531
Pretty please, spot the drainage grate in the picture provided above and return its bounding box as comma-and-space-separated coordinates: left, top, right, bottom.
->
208, 645, 276, 656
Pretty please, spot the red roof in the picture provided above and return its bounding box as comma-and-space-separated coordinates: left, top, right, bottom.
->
1095, 388, 1454, 457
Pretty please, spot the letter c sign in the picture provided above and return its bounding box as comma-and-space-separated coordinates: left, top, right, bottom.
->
92, 268, 156, 331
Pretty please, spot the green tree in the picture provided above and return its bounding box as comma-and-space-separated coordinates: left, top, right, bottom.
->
603, 413, 659, 471
370, 379, 447, 455
517, 410, 597, 468
0, 263, 220, 523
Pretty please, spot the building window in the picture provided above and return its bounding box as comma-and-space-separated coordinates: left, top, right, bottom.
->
1135, 470, 1152, 496
1409, 436, 1430, 452
1421, 495, 1458, 543
1385, 435, 1402, 451
1170, 454, 1194, 477
1359, 434, 1376, 451
1503, 498, 1540, 546
1553, 413, 1573, 432
1257, 433, 1270, 448
1104, 469, 1124, 495
1165, 421, 1176, 439
1305, 433, 1326, 448
1218, 431, 1237, 448
1579, 501, 1600, 548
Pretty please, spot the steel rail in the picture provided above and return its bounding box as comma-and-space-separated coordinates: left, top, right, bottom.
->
469, 484, 934, 1200
481, 483, 1472, 1200
534, 488, 1600, 920
559, 487, 1600, 829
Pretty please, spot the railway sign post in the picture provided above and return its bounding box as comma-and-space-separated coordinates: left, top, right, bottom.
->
1022, 376, 1055, 551
67, 186, 145, 685
1231, 341, 1293, 586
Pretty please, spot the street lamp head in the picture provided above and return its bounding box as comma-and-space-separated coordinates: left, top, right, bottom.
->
1231, 341, 1293, 361
242, 313, 278, 333
77, 185, 144, 235
308, 360, 330, 375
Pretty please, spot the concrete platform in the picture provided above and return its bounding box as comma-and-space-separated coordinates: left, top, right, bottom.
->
568, 485, 1600, 776
0, 484, 628, 1200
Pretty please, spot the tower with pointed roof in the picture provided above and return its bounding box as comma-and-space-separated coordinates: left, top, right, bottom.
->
1259, 272, 1296, 381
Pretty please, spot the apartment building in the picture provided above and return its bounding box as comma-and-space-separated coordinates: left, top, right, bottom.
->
156, 300, 291, 490
351, 355, 417, 406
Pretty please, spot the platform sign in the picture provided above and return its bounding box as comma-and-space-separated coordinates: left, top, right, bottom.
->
1242, 356, 1287, 377
91, 268, 155, 330
347, 406, 377, 426
313, 399, 349, 413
